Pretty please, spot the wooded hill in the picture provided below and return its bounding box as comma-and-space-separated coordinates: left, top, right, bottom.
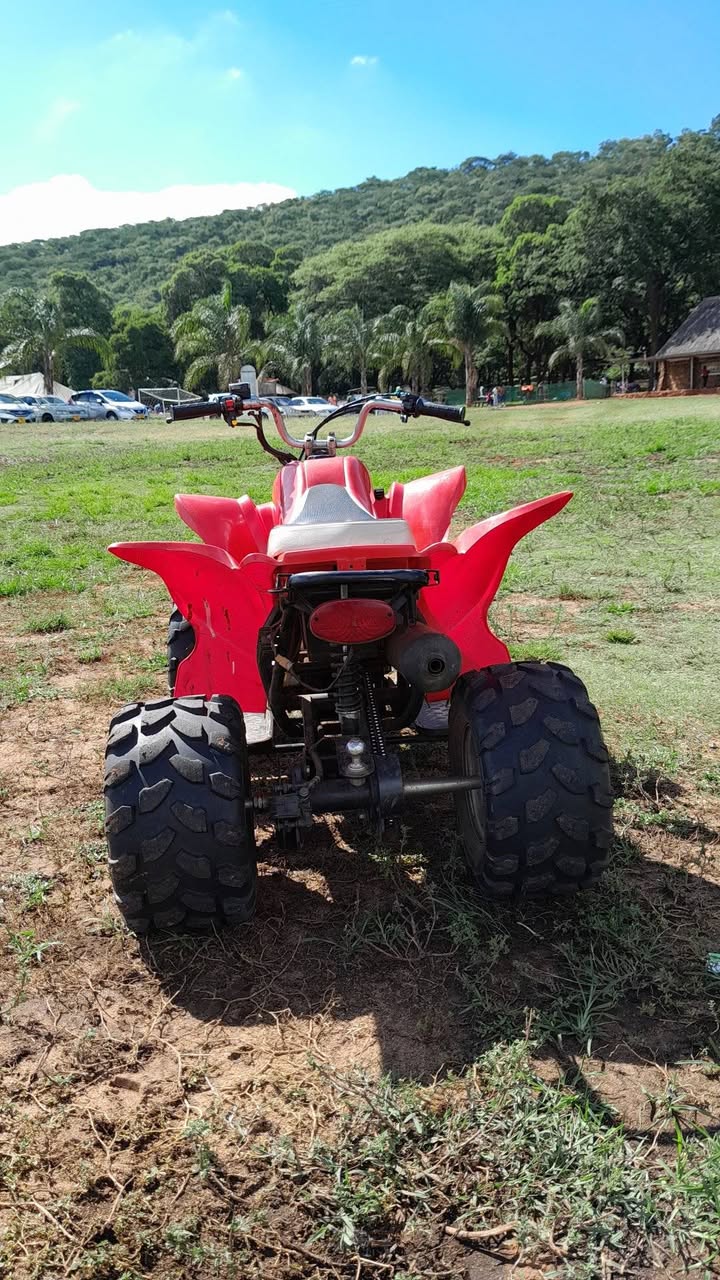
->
0, 131, 682, 304
3, 121, 720, 395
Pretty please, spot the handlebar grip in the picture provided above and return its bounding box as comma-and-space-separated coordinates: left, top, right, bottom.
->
414, 398, 468, 425
170, 399, 222, 421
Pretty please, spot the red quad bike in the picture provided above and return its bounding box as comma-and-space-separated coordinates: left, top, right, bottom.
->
104, 389, 613, 932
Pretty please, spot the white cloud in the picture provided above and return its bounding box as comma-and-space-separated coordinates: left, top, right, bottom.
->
0, 175, 297, 246
350, 55, 378, 67
226, 66, 243, 80
35, 97, 81, 143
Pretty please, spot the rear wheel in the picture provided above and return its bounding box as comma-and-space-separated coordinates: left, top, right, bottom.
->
41, 413, 54, 422
104, 695, 256, 932
449, 662, 613, 898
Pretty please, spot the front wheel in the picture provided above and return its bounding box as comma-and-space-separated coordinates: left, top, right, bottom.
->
41, 413, 54, 422
449, 662, 613, 898
104, 695, 256, 932
106, 411, 118, 420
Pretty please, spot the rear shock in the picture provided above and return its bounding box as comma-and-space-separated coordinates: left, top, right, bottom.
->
333, 648, 362, 736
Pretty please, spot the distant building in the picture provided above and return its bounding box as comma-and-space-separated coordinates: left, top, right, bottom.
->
258, 377, 296, 396
652, 297, 720, 391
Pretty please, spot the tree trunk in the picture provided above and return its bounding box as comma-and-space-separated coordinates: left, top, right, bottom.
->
576, 353, 584, 400
43, 348, 54, 395
646, 276, 663, 358
464, 346, 478, 405
360, 361, 368, 397
302, 363, 312, 396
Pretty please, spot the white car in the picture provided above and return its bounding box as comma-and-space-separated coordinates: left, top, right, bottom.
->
287, 396, 334, 417
0, 393, 37, 423
69, 389, 148, 420
21, 395, 82, 423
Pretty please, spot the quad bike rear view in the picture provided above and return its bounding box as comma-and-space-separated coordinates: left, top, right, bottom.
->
104, 388, 613, 931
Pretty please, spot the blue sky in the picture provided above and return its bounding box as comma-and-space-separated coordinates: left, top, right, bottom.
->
1, 0, 719, 243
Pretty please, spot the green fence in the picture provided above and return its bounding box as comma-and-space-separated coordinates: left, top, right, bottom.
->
443, 381, 610, 406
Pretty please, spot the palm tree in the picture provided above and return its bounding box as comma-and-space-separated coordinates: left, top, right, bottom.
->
0, 290, 109, 394
326, 305, 385, 396
373, 306, 435, 394
171, 283, 255, 390
265, 302, 323, 396
426, 282, 499, 405
535, 298, 624, 400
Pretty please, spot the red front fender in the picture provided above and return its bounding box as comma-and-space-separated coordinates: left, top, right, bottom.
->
109, 541, 274, 712
422, 491, 572, 674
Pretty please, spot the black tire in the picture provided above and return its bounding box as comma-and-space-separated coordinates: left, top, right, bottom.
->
104, 695, 256, 932
448, 661, 613, 898
167, 607, 195, 693
106, 411, 118, 420
41, 413, 54, 423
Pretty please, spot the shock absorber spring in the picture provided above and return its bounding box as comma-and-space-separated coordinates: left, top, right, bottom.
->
363, 671, 386, 757
333, 648, 362, 735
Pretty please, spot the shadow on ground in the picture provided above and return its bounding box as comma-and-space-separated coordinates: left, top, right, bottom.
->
141, 747, 720, 1141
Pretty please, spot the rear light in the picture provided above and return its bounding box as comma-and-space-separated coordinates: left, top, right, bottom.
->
309, 598, 396, 644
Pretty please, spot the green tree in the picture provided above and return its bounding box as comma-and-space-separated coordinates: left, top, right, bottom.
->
0, 290, 108, 393
171, 284, 255, 391
498, 193, 570, 241
425, 283, 499, 404
535, 298, 623, 399
496, 215, 569, 383
106, 305, 176, 389
161, 250, 229, 323
294, 223, 472, 317
265, 302, 323, 395
48, 270, 113, 388
373, 306, 435, 394
326, 305, 388, 395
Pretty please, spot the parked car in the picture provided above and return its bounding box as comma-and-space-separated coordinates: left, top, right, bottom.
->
287, 396, 334, 417
69, 390, 148, 420
21, 395, 82, 423
208, 392, 298, 419
265, 394, 297, 415
0, 393, 37, 423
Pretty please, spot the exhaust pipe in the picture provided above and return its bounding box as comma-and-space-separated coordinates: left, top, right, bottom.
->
386, 623, 461, 693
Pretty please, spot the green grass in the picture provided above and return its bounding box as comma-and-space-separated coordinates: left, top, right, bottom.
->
258, 1041, 720, 1277
1, 396, 719, 1278
1, 398, 718, 768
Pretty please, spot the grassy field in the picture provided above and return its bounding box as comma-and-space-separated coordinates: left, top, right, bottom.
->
0, 396, 719, 1279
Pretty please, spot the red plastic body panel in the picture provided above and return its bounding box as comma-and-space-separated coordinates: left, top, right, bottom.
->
109, 541, 275, 712
174, 493, 277, 559
420, 491, 572, 682
110, 449, 572, 712
386, 466, 467, 549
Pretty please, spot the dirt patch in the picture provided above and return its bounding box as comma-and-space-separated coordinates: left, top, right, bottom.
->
1, 602, 720, 1277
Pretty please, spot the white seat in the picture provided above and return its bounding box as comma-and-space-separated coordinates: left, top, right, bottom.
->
267, 518, 416, 557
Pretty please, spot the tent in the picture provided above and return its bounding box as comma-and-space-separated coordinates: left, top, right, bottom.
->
0, 372, 75, 399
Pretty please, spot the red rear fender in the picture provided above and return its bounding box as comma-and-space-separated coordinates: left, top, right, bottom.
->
109, 541, 274, 712
388, 466, 466, 550
421, 491, 572, 674
174, 493, 273, 559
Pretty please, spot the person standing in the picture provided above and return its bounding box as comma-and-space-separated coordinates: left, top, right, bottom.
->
701, 364, 710, 388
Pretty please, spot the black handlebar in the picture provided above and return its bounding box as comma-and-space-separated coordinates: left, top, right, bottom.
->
404, 396, 468, 425
171, 398, 225, 421
171, 392, 469, 430
169, 396, 234, 422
